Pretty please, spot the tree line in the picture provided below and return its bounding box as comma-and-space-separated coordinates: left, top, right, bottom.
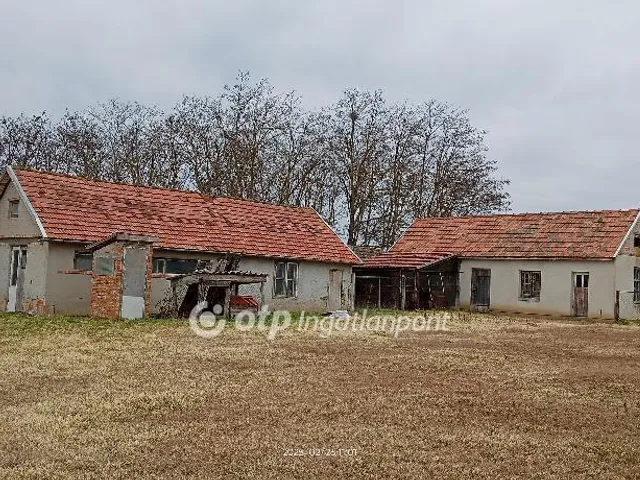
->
0, 72, 510, 248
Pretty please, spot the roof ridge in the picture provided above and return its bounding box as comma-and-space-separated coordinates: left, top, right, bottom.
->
416, 208, 640, 220
12, 167, 316, 212
10, 166, 360, 264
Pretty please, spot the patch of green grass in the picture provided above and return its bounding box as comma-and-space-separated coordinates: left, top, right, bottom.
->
0, 313, 184, 337
616, 318, 640, 326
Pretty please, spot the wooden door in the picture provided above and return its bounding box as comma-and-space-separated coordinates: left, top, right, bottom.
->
471, 268, 491, 309
572, 273, 589, 317
328, 269, 343, 312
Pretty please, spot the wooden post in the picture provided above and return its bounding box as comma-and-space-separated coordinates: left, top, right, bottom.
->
615, 290, 620, 322
400, 274, 406, 311
414, 269, 419, 310
259, 282, 265, 308
224, 285, 232, 319
377, 277, 382, 309
350, 272, 356, 311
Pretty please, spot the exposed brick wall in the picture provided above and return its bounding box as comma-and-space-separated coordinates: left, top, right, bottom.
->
90, 247, 123, 318
22, 297, 47, 314
90, 273, 122, 318
89, 241, 153, 319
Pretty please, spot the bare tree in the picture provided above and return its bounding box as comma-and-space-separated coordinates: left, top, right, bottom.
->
0, 113, 57, 170
88, 99, 162, 184
322, 89, 389, 244
409, 101, 509, 219
56, 110, 103, 178
0, 75, 510, 247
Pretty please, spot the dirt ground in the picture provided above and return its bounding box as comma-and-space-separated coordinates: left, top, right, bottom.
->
0, 312, 639, 479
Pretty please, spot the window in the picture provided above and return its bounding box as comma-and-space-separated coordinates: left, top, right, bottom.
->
8, 200, 19, 218
152, 257, 198, 274
634, 268, 640, 303
575, 273, 589, 288
520, 271, 541, 300
153, 258, 167, 274
274, 261, 298, 297
73, 252, 93, 271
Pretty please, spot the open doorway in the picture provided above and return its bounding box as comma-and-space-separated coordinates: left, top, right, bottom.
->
7, 246, 27, 312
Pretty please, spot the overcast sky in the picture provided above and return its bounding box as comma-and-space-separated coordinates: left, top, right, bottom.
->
1, 1, 637, 213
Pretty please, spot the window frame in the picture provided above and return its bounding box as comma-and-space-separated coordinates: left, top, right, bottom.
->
73, 252, 93, 271
152, 258, 167, 274
273, 261, 298, 298
634, 268, 640, 304
8, 199, 19, 218
152, 257, 199, 275
519, 270, 542, 301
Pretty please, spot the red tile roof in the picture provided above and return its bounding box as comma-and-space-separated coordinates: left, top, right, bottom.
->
363, 251, 455, 269
389, 210, 639, 260
12, 168, 360, 264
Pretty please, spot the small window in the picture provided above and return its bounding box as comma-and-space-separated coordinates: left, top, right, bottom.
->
73, 252, 93, 271
8, 200, 19, 218
634, 268, 640, 303
635, 235, 640, 248
153, 258, 167, 274
152, 258, 198, 274
274, 261, 298, 297
520, 271, 541, 300
20, 249, 27, 269
165, 258, 198, 274
95, 256, 115, 276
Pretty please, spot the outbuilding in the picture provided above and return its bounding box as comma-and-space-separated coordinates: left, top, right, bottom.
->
0, 167, 359, 317
356, 210, 640, 319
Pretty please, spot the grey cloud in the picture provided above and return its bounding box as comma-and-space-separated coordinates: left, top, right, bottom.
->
1, 0, 639, 212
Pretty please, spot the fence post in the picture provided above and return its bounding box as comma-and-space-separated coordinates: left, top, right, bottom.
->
615, 290, 620, 322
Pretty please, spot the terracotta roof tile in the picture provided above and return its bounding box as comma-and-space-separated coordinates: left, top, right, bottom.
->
13, 168, 359, 264
389, 210, 639, 260
363, 251, 455, 269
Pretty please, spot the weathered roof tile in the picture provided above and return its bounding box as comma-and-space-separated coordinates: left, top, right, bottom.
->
13, 169, 359, 264
390, 210, 639, 260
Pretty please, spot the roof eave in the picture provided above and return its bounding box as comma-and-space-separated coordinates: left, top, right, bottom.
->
6, 166, 48, 238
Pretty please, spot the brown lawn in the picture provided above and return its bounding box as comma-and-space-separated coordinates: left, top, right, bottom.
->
0, 313, 639, 479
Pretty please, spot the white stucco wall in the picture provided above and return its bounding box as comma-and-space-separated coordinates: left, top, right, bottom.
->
238, 257, 353, 312
0, 181, 42, 238
22, 240, 49, 306
0, 239, 49, 312
459, 259, 616, 318
149, 255, 354, 315
46, 242, 92, 315
0, 178, 47, 312
612, 223, 640, 319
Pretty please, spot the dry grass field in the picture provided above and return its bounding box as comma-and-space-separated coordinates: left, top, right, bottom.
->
1, 312, 640, 479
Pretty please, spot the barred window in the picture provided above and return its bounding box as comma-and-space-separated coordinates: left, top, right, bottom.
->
520, 271, 541, 300
634, 268, 640, 303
